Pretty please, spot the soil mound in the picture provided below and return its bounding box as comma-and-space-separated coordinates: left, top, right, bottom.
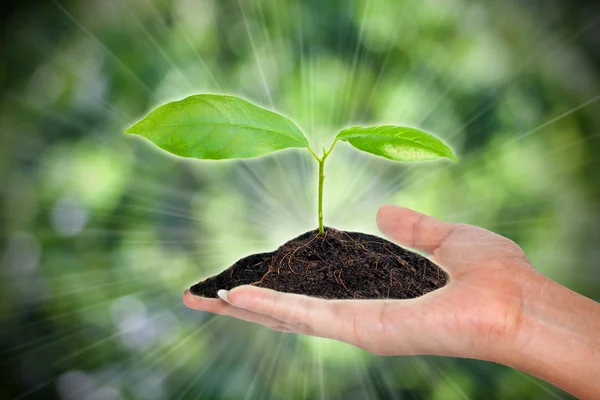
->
190, 227, 448, 300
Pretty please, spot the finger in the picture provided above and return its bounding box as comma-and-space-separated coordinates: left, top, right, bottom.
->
225, 286, 460, 356
376, 204, 459, 253
224, 286, 356, 343
182, 290, 297, 333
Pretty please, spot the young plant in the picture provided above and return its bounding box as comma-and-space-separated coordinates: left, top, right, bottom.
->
124, 94, 457, 233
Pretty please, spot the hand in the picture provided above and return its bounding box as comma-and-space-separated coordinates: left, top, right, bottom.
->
183, 205, 534, 358
184, 205, 600, 399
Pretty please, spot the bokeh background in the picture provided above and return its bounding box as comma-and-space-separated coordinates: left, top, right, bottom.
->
1, 0, 600, 398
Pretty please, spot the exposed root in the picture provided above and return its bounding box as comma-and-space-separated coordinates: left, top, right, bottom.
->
190, 227, 449, 300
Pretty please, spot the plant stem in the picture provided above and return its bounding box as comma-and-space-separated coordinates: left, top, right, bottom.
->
308, 140, 337, 234
318, 156, 325, 233
307, 147, 320, 161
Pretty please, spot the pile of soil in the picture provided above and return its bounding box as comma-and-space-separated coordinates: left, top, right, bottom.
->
190, 228, 449, 300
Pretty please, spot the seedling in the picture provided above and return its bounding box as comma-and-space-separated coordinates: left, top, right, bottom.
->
125, 94, 457, 234
125, 94, 456, 299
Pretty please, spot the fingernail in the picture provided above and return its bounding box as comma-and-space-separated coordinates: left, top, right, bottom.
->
217, 289, 229, 302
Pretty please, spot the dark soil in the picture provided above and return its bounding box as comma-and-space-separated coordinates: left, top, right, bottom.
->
190, 227, 449, 300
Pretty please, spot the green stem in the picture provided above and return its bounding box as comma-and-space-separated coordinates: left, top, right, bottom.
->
318, 156, 325, 233
307, 147, 320, 162
308, 140, 337, 234
326, 139, 337, 155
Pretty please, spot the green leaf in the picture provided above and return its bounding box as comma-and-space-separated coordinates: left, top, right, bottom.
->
124, 94, 309, 159
335, 125, 458, 163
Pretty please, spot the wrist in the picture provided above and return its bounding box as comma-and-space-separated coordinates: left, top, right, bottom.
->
487, 270, 600, 399
483, 269, 547, 365
463, 265, 540, 365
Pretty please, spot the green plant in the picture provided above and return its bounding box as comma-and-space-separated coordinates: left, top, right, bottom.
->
125, 94, 457, 233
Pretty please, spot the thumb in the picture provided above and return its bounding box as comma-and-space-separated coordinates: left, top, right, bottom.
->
376, 205, 458, 254
376, 205, 522, 275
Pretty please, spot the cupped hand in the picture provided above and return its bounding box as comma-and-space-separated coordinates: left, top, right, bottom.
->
183, 205, 538, 359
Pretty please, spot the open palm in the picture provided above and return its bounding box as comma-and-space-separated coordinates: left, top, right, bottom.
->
183, 205, 536, 359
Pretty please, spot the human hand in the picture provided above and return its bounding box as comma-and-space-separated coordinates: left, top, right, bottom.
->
183, 205, 535, 359
184, 205, 600, 398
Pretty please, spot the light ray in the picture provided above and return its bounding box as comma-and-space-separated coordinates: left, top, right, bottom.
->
54, 301, 183, 368
500, 93, 600, 149
125, 7, 195, 90
190, 328, 255, 400
12, 300, 183, 400
2, 270, 197, 326
83, 318, 217, 399
420, 5, 599, 127
352, 358, 379, 398
440, 14, 600, 144
422, 358, 470, 399
172, 323, 250, 400
236, 0, 274, 107
10, 280, 185, 331
139, 0, 223, 90
5, 287, 185, 367
243, 332, 286, 400
50, 0, 155, 96
514, 370, 566, 399
334, 0, 371, 127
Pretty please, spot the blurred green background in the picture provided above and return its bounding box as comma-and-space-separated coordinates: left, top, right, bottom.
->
1, 0, 599, 399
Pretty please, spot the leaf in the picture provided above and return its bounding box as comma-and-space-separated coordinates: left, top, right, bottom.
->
335, 125, 458, 163
124, 94, 309, 159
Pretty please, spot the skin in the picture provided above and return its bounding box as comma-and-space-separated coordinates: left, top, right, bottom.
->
183, 204, 600, 399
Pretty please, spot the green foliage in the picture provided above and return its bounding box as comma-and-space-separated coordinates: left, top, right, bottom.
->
125, 94, 309, 159
126, 96, 457, 233
335, 125, 458, 162
126, 95, 455, 165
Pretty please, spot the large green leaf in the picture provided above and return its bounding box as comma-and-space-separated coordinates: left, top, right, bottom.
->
124, 94, 309, 159
335, 125, 458, 162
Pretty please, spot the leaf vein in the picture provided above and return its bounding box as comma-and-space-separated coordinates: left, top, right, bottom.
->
152, 123, 307, 145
